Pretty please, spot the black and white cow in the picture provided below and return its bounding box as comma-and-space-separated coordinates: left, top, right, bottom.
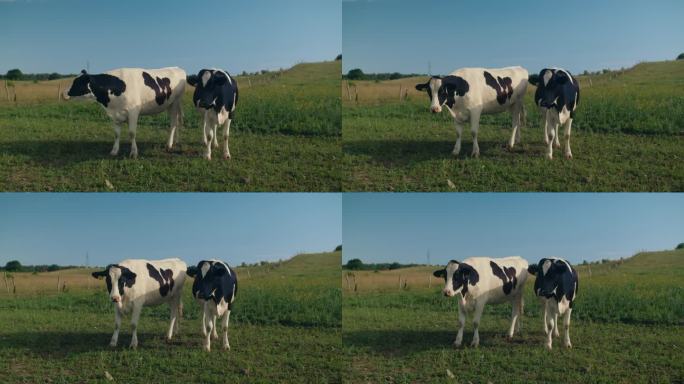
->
186, 69, 238, 160
528, 68, 580, 159
91, 258, 187, 348
416, 67, 528, 157
63, 67, 186, 158
433, 256, 528, 347
528, 257, 578, 349
187, 260, 238, 351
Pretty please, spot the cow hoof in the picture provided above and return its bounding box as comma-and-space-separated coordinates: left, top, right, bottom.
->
470, 341, 479, 348
554, 142, 561, 148
565, 153, 573, 159
546, 153, 553, 160
545, 343, 552, 350
223, 344, 230, 350
110, 150, 119, 157
205, 154, 212, 161
213, 141, 219, 148
471, 152, 480, 158
212, 334, 219, 340
109, 342, 117, 348
204, 345, 211, 352
129, 153, 138, 159
129, 344, 137, 350
223, 153, 231, 160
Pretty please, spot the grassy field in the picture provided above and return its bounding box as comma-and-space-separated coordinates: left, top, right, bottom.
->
343, 60, 684, 191
342, 249, 684, 383
0, 251, 342, 383
0, 61, 341, 191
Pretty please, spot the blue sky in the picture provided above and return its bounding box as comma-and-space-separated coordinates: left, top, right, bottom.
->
0, 0, 341, 74
343, 193, 684, 265
343, 0, 684, 74
0, 193, 341, 267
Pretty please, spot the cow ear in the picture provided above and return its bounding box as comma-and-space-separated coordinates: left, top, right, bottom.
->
187, 266, 198, 277
91, 270, 107, 279
187, 75, 199, 87
528, 74, 540, 86
527, 264, 539, 275
555, 73, 569, 84
433, 269, 446, 278
80, 69, 88, 75
213, 264, 228, 276
415, 82, 429, 92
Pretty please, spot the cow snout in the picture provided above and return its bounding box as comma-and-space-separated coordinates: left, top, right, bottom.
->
111, 296, 121, 303
442, 289, 454, 297
431, 106, 442, 113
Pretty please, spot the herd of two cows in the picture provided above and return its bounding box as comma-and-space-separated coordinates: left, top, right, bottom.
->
62, 67, 237, 160
90, 256, 577, 352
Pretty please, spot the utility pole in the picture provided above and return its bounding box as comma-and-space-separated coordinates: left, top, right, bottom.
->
85, 251, 89, 267
428, 61, 432, 76
427, 249, 431, 266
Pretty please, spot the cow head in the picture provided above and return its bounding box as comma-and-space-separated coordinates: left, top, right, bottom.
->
63, 70, 95, 100
528, 258, 573, 298
91, 264, 137, 309
416, 75, 470, 113
528, 69, 573, 109
187, 69, 231, 110
433, 260, 479, 297
187, 260, 230, 301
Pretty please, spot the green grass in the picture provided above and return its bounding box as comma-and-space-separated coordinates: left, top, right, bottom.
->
0, 252, 342, 383
343, 60, 684, 191
0, 61, 341, 191
342, 249, 684, 384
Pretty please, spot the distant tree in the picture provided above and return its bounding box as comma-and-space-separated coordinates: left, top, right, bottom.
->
48, 72, 61, 80
240, 71, 248, 76
5, 260, 22, 272
677, 53, 684, 60
676, 243, 684, 249
389, 72, 402, 80
346, 68, 364, 80
260, 69, 269, 75
388, 262, 401, 270
582, 260, 588, 265
335, 54, 342, 61
47, 264, 60, 272
6, 69, 22, 80
334, 244, 342, 251
345, 258, 363, 270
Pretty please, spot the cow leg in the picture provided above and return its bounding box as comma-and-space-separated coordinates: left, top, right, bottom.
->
554, 313, 560, 337
110, 121, 122, 156
223, 117, 232, 160
204, 310, 214, 352
212, 315, 219, 339
470, 109, 481, 158
508, 104, 521, 149
471, 301, 485, 347
563, 309, 573, 348
554, 120, 561, 148
204, 121, 216, 160
222, 310, 231, 350
167, 297, 180, 340
202, 111, 209, 146
564, 118, 573, 159
454, 303, 466, 347
110, 308, 121, 347
542, 301, 549, 334
201, 305, 208, 336
509, 293, 523, 337
546, 115, 557, 159
451, 118, 464, 156
127, 111, 140, 159
212, 124, 219, 148
166, 102, 180, 150
129, 304, 142, 349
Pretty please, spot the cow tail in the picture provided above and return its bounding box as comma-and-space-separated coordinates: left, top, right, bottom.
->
521, 103, 527, 129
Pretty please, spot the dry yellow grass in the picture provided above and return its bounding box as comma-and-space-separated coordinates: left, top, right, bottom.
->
342, 265, 440, 292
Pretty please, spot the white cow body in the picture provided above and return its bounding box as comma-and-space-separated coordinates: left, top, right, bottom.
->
435, 256, 529, 347
92, 258, 187, 348
417, 67, 528, 157
64, 67, 186, 158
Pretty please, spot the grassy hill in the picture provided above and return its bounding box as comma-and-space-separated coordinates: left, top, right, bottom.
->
342, 249, 684, 383
343, 60, 684, 191
0, 251, 341, 383
0, 61, 341, 191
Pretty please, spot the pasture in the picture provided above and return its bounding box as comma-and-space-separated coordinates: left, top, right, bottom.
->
0, 61, 341, 191
342, 250, 684, 383
342, 61, 684, 191
0, 251, 342, 383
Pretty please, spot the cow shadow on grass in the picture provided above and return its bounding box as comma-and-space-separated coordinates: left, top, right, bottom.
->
343, 139, 531, 165
0, 331, 190, 356
0, 140, 198, 164
343, 329, 534, 356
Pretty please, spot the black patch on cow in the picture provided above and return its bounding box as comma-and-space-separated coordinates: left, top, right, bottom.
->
146, 263, 175, 297
188, 69, 238, 116
67, 71, 126, 107
531, 69, 580, 118
452, 263, 479, 294
439, 76, 469, 107
483, 71, 514, 105
532, 258, 578, 306
189, 260, 237, 306
92, 264, 136, 296
142, 72, 172, 105
490, 261, 518, 295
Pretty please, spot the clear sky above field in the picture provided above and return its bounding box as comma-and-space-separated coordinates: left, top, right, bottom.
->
343, 0, 684, 74
343, 193, 684, 265
0, 193, 342, 266
0, 0, 341, 74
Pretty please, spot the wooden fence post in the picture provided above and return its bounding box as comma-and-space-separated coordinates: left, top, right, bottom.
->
57, 82, 62, 101
57, 275, 61, 293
